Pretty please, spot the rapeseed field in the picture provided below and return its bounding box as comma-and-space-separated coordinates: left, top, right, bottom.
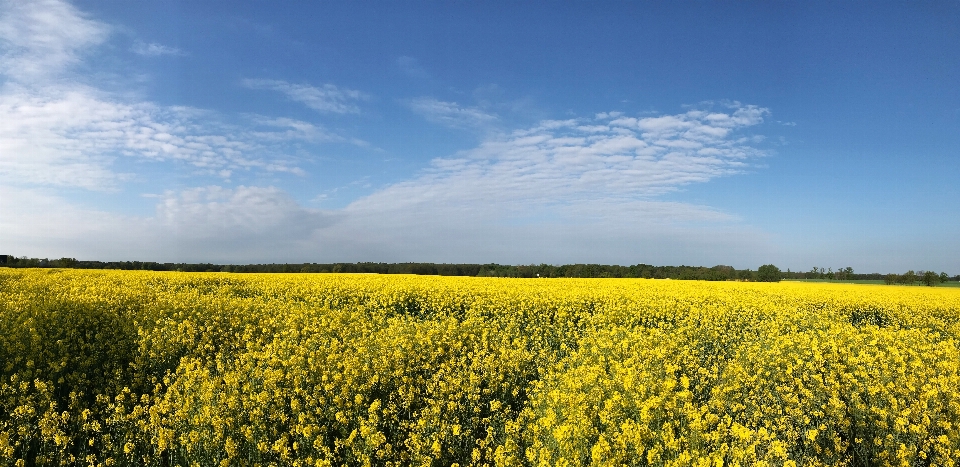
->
1, 269, 959, 466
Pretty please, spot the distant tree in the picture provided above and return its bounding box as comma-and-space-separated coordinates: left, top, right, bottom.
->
884, 274, 899, 285
53, 257, 77, 268
922, 271, 940, 287
940, 272, 950, 283
757, 264, 782, 282
901, 270, 917, 285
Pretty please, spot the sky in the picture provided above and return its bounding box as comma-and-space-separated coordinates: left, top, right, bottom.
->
0, 0, 958, 273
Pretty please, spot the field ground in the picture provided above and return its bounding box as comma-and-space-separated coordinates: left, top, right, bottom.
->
2, 269, 960, 466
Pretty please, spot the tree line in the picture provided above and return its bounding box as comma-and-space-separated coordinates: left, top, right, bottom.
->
1, 255, 955, 284
882, 270, 952, 286
0, 256, 756, 280
780, 266, 957, 285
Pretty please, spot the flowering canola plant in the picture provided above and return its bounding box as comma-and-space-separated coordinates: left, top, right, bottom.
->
1, 269, 959, 466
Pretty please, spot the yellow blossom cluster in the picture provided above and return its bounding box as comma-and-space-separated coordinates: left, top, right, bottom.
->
1, 269, 959, 466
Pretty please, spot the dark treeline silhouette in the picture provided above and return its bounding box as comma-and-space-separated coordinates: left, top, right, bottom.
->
0, 255, 225, 272
1, 255, 956, 283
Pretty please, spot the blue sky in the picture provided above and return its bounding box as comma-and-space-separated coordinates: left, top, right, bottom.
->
1, 0, 958, 273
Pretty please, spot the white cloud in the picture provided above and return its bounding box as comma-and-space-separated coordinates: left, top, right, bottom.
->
156, 186, 338, 240
247, 116, 346, 145
0, 0, 108, 81
1, 105, 776, 265
397, 105, 768, 203
0, 185, 339, 263
406, 97, 498, 129
0, 1, 336, 190
0, 84, 326, 189
595, 111, 623, 120
242, 79, 367, 114
0, 0, 780, 266
298, 104, 775, 264
131, 41, 184, 57
307, 196, 770, 265
0, 182, 768, 265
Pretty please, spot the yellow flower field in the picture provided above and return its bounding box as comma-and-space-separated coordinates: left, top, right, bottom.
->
1, 269, 959, 466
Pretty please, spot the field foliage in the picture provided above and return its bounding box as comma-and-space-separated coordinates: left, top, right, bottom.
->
1, 269, 960, 466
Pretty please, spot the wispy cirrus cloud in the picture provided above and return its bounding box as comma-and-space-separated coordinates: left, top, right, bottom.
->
0, 0, 108, 81
0, 1, 357, 191
406, 96, 498, 129
376, 103, 769, 208
0, 0, 779, 266
298, 103, 774, 264
0, 101, 776, 264
0, 85, 341, 189
131, 41, 184, 57
242, 78, 368, 114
